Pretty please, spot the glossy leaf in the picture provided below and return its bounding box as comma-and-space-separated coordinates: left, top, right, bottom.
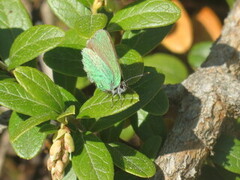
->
143, 89, 169, 115
121, 25, 173, 56
72, 132, 114, 180
0, 0, 32, 61
76, 77, 91, 90
47, 0, 91, 28
140, 135, 162, 160
57, 105, 75, 123
0, 81, 55, 116
144, 53, 188, 84
57, 85, 81, 109
0, 70, 13, 81
53, 71, 78, 94
62, 164, 78, 180
91, 67, 164, 132
9, 111, 57, 144
114, 170, 139, 180
107, 142, 156, 178
188, 41, 212, 69
131, 110, 166, 141
74, 14, 108, 37
7, 25, 65, 69
9, 112, 46, 159
39, 123, 58, 135
77, 0, 94, 7
78, 89, 139, 119
44, 47, 86, 77
60, 29, 88, 49
14, 66, 64, 113
119, 123, 135, 141
212, 135, 240, 174
100, 121, 124, 143
108, 0, 180, 31
116, 44, 144, 85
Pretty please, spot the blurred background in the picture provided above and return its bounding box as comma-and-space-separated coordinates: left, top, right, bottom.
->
0, 0, 232, 179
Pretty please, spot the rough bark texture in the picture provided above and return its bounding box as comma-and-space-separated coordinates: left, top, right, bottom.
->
153, 1, 240, 180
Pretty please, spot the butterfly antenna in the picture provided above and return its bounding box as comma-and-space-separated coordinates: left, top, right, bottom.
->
124, 72, 150, 83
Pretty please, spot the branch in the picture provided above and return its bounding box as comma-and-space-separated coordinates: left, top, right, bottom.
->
153, 1, 240, 179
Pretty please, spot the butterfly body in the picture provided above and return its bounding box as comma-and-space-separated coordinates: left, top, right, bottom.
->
81, 29, 127, 95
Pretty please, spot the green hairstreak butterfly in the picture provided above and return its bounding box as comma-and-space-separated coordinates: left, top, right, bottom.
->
81, 29, 127, 95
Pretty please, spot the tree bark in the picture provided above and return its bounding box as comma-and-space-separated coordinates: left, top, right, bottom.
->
153, 1, 240, 179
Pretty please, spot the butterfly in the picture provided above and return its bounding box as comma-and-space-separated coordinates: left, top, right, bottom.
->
81, 29, 127, 96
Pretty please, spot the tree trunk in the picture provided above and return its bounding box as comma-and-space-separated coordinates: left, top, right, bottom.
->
153, 1, 240, 179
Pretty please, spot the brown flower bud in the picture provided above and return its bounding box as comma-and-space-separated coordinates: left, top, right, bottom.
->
53, 129, 68, 142
49, 139, 62, 161
62, 150, 69, 166
55, 160, 64, 174
64, 133, 75, 153
47, 157, 55, 171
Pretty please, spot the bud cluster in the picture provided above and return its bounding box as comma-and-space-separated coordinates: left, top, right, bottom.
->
47, 125, 75, 180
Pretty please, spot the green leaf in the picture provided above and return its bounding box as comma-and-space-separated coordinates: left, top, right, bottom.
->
142, 89, 169, 115
44, 47, 86, 77
108, 0, 181, 31
187, 41, 212, 69
91, 67, 164, 132
114, 170, 139, 180
0, 81, 56, 116
53, 71, 78, 94
0, 70, 13, 81
212, 135, 240, 174
77, 0, 94, 8
144, 53, 188, 84
119, 123, 135, 141
0, 0, 32, 61
47, 0, 91, 28
8, 112, 46, 159
131, 110, 166, 141
78, 89, 139, 119
140, 135, 162, 160
107, 142, 156, 178
60, 29, 88, 49
39, 123, 58, 135
57, 85, 81, 109
74, 14, 108, 37
9, 111, 57, 144
57, 105, 75, 123
104, 0, 125, 12
100, 121, 124, 143
72, 132, 114, 180
121, 25, 173, 56
63, 164, 78, 180
14, 66, 64, 113
116, 44, 144, 85
76, 77, 91, 90
7, 25, 65, 70
80, 118, 97, 132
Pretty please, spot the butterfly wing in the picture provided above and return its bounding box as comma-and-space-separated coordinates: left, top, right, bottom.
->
82, 48, 115, 91
86, 29, 121, 90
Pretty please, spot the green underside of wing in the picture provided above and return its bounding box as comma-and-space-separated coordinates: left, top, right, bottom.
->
87, 29, 122, 83
82, 48, 121, 91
